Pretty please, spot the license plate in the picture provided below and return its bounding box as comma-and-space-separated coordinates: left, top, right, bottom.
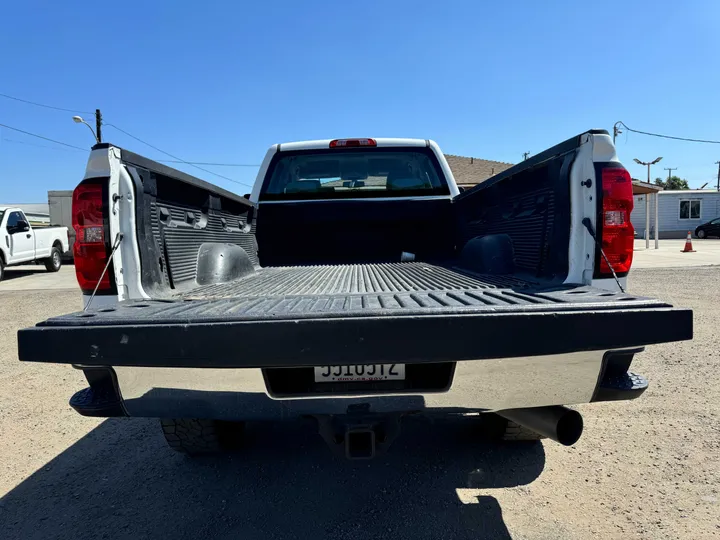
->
313, 364, 405, 382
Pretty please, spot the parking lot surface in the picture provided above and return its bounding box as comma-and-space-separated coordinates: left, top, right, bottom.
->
633, 238, 720, 269
0, 265, 77, 292
0, 267, 718, 539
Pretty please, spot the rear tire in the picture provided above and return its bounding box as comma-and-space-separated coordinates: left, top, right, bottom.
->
696, 229, 706, 239
160, 418, 245, 456
44, 247, 62, 272
0, 258, 4, 282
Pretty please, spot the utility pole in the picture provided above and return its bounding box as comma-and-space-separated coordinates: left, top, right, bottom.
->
613, 122, 623, 144
522, 152, 530, 161
664, 167, 677, 185
715, 161, 720, 191
95, 109, 103, 143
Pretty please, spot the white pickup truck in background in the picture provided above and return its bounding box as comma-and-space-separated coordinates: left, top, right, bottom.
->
0, 207, 69, 281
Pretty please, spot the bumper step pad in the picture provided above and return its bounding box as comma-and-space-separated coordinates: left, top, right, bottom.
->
69, 386, 126, 417
594, 372, 648, 402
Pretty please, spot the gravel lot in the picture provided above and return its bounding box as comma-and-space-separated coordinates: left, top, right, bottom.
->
0, 268, 718, 539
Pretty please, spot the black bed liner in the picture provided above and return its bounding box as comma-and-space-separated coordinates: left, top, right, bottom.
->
18, 262, 692, 368
181, 262, 533, 299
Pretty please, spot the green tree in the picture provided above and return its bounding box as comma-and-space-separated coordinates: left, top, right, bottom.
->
654, 176, 690, 190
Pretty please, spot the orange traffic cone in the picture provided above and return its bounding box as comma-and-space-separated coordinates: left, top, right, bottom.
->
681, 231, 696, 253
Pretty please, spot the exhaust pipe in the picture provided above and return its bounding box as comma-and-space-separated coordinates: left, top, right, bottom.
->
497, 406, 583, 446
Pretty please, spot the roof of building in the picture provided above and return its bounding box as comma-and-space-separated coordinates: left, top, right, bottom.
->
632, 181, 663, 195
443, 154, 514, 187
659, 189, 720, 195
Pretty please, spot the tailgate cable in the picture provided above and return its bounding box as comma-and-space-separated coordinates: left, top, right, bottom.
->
581, 218, 625, 293
84, 233, 124, 311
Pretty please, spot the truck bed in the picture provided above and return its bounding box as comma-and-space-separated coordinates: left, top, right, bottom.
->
180, 262, 539, 313
18, 261, 692, 368
165, 261, 650, 319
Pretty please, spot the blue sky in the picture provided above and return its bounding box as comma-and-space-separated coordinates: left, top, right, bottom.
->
1, 0, 719, 201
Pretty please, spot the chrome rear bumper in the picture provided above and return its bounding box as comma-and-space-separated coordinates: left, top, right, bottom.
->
88, 350, 613, 420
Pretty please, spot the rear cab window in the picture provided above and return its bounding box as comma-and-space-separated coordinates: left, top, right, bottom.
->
259, 147, 450, 201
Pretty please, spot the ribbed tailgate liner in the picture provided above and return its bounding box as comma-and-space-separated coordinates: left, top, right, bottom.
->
38, 261, 673, 324
68, 289, 668, 323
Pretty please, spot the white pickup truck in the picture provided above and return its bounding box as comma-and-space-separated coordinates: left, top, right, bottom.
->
18, 132, 692, 459
0, 207, 69, 281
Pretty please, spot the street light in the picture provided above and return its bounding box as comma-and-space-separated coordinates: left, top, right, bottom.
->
72, 115, 99, 143
633, 156, 663, 183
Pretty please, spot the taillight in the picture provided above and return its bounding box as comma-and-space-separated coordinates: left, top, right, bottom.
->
597, 167, 634, 276
329, 138, 377, 148
72, 180, 115, 294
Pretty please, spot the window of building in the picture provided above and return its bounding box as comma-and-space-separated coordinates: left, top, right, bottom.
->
679, 199, 701, 220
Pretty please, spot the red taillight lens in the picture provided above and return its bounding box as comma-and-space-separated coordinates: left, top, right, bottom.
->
72, 181, 113, 293
599, 167, 634, 275
329, 138, 377, 148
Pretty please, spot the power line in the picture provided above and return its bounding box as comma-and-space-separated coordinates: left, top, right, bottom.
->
615, 121, 720, 144
158, 160, 260, 167
0, 89, 256, 186
1, 135, 254, 167
0, 92, 94, 115
0, 122, 88, 151
104, 123, 253, 188
0, 123, 258, 168
2, 137, 86, 152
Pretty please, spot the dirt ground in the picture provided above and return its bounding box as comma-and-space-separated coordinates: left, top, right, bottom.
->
0, 268, 718, 539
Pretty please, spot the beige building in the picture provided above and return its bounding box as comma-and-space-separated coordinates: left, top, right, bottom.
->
443, 154, 514, 191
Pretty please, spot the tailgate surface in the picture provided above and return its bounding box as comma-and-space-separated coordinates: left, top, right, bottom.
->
18, 263, 693, 368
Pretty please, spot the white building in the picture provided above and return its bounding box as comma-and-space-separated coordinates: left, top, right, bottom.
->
632, 190, 720, 239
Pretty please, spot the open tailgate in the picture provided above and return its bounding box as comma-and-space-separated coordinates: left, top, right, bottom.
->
18, 283, 692, 368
